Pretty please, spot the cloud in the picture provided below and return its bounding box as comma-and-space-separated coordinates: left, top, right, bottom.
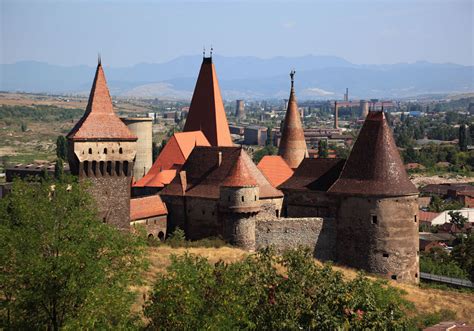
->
303, 87, 334, 96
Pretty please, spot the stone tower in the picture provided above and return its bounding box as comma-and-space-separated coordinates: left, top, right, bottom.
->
121, 117, 153, 181
67, 59, 137, 230
183, 55, 233, 147
278, 71, 308, 169
329, 111, 419, 283
235, 99, 245, 120
219, 148, 260, 251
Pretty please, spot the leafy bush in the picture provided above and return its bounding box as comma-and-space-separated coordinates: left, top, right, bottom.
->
144, 248, 411, 330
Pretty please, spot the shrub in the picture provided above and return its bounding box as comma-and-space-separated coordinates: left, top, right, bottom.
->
144, 248, 411, 330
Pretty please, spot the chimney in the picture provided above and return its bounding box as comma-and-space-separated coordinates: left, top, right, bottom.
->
334, 101, 339, 129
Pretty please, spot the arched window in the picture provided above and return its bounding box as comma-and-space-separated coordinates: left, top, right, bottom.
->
103, 148, 108, 154
119, 147, 123, 154
158, 232, 165, 241
88, 148, 92, 154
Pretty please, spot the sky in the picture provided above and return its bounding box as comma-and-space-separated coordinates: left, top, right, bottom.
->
1, 0, 473, 67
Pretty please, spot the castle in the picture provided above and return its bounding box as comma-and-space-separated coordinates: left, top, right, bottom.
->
66, 55, 420, 284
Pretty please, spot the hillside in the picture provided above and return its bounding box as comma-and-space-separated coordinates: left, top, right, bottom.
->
2, 56, 473, 99
135, 246, 474, 324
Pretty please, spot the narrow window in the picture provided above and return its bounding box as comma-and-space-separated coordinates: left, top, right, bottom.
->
228, 196, 231, 202
414, 215, 417, 223
119, 147, 123, 154
276, 210, 280, 217
255, 195, 257, 201
371, 215, 378, 224
415, 273, 418, 278
383, 253, 389, 258
242, 196, 244, 202
88, 148, 92, 154
202, 210, 205, 215
103, 148, 108, 154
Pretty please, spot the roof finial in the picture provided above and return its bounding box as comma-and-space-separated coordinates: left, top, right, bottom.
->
98, 53, 101, 66
290, 69, 295, 88
203, 46, 206, 58
210, 45, 213, 58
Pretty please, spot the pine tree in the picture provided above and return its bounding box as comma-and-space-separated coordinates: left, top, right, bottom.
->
54, 158, 64, 179
56, 135, 68, 160
459, 124, 468, 152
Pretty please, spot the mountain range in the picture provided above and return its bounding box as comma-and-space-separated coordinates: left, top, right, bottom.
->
1, 55, 473, 100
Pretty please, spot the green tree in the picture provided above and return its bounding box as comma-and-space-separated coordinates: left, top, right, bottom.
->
448, 211, 468, 232
54, 158, 64, 179
459, 124, 468, 152
253, 145, 277, 163
318, 140, 329, 158
56, 135, 68, 160
0, 177, 146, 329
451, 235, 474, 281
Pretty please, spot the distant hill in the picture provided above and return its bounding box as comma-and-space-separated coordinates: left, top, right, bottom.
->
1, 55, 473, 100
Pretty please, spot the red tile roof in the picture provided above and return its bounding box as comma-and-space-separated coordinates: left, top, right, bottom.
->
278, 72, 308, 169
183, 57, 233, 147
329, 111, 418, 197
134, 131, 209, 188
67, 62, 137, 141
161, 146, 283, 199
130, 195, 168, 221
419, 211, 440, 223
222, 149, 257, 187
257, 155, 294, 187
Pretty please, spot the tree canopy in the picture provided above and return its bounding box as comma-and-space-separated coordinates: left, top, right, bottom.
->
0, 177, 146, 330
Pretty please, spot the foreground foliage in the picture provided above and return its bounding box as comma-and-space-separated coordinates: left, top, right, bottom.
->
144, 248, 411, 330
0, 177, 147, 330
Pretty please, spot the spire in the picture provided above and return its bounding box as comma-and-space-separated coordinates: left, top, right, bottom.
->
67, 60, 136, 141
183, 55, 233, 146
277, 70, 308, 169
328, 111, 418, 196
222, 148, 257, 187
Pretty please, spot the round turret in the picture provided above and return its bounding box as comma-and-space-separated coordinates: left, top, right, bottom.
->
219, 149, 260, 250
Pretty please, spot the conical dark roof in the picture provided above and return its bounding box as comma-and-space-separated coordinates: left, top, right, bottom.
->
278, 71, 308, 169
183, 57, 233, 147
67, 61, 136, 141
328, 111, 418, 196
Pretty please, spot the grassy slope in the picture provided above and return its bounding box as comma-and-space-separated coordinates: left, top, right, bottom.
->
135, 246, 474, 324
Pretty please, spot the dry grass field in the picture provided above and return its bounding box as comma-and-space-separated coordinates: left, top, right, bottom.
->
134, 246, 474, 324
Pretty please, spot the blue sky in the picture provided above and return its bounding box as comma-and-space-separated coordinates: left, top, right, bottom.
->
1, 0, 472, 67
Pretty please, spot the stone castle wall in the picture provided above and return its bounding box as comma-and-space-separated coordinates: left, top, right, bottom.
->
256, 217, 336, 261
85, 175, 132, 231
131, 215, 167, 240
282, 190, 338, 218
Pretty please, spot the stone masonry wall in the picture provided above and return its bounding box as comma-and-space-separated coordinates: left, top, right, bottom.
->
256, 217, 336, 261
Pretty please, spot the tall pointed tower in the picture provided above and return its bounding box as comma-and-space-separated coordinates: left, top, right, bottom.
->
329, 111, 419, 283
278, 71, 308, 169
67, 59, 137, 230
183, 55, 233, 147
